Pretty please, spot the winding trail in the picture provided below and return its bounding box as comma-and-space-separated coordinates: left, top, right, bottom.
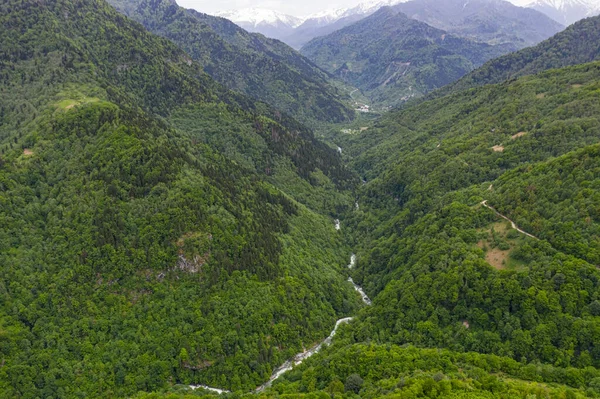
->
481, 200, 538, 240
193, 201, 557, 394
191, 255, 371, 394
348, 88, 370, 109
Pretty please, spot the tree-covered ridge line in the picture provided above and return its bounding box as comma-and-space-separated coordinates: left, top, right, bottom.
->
2, 0, 600, 396
309, 57, 600, 392
107, 0, 356, 127
0, 0, 363, 396
342, 60, 600, 187
270, 342, 600, 398
131, 343, 600, 398
300, 6, 513, 108
0, 0, 357, 190
431, 14, 600, 99
489, 144, 600, 266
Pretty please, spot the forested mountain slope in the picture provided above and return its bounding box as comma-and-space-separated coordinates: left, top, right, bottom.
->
284, 13, 370, 50
131, 43, 600, 399
107, 0, 355, 126
0, 0, 361, 396
490, 145, 600, 265
394, 0, 564, 48
4, 0, 600, 397
260, 343, 598, 398
438, 14, 600, 95
334, 61, 600, 375
301, 7, 511, 107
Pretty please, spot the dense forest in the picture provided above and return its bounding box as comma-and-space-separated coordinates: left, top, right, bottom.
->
435, 14, 600, 97
0, 0, 362, 396
2, 0, 600, 397
107, 0, 355, 127
304, 60, 600, 398
301, 6, 511, 107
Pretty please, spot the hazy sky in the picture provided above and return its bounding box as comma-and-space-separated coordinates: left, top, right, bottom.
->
177, 0, 533, 17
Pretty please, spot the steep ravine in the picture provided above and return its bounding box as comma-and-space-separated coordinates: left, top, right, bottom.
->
191, 254, 371, 394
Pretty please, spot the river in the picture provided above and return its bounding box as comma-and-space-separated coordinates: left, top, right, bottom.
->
255, 316, 355, 392
190, 255, 371, 394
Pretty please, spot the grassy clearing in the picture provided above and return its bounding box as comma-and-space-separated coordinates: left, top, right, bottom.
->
56, 96, 100, 110
477, 222, 528, 270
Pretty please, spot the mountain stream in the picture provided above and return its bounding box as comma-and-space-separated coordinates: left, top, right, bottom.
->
191, 254, 371, 394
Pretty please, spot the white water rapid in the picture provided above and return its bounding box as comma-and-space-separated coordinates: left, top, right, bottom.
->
190, 385, 231, 394
348, 277, 372, 305
191, 255, 370, 394
348, 254, 356, 269
255, 317, 354, 392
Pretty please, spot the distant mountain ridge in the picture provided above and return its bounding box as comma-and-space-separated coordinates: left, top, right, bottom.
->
209, 0, 570, 50
212, 0, 407, 48
216, 8, 304, 28
108, 0, 355, 125
303, 0, 405, 27
436, 13, 600, 95
288, 0, 406, 48
394, 0, 564, 48
528, 0, 600, 25
300, 6, 512, 107
215, 8, 304, 39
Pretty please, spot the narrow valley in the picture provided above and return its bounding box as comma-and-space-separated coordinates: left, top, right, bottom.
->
2, 0, 600, 398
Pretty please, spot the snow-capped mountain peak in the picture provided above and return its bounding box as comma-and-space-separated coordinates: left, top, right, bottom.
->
210, 1, 410, 44
215, 8, 304, 29
304, 7, 348, 24
305, 0, 407, 24
526, 0, 600, 25
214, 0, 409, 32
527, 0, 598, 10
